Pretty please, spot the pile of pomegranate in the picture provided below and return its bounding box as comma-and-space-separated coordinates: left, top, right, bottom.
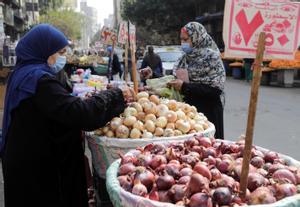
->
117, 136, 300, 206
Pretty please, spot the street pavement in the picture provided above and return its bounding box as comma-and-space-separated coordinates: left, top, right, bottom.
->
0, 77, 300, 206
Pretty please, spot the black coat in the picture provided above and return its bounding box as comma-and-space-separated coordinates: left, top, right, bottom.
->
2, 76, 125, 207
109, 54, 122, 75
181, 82, 224, 139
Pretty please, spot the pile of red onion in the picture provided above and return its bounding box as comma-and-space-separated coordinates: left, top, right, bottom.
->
117, 136, 300, 206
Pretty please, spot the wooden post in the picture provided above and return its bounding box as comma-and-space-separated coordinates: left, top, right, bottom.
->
108, 36, 117, 83
131, 45, 138, 93
124, 42, 129, 82
239, 32, 266, 199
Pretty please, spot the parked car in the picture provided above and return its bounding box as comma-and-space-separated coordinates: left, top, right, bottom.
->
137, 45, 184, 75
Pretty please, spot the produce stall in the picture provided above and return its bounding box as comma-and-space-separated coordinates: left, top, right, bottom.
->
87, 91, 216, 206
66, 54, 109, 77
88, 92, 216, 179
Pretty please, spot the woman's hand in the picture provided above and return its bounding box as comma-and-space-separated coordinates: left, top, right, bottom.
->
167, 79, 184, 91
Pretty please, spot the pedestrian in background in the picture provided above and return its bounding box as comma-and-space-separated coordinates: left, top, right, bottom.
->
107, 46, 122, 80
1, 24, 133, 207
140, 46, 163, 81
168, 22, 226, 139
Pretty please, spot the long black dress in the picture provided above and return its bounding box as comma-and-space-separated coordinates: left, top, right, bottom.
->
2, 75, 125, 207
181, 82, 224, 139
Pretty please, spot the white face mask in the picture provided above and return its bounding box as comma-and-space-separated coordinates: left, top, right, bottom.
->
50, 55, 67, 73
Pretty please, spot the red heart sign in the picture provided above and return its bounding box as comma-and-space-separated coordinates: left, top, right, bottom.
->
235, 9, 264, 46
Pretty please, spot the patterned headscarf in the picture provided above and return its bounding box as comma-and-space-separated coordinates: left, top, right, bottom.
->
176, 22, 225, 91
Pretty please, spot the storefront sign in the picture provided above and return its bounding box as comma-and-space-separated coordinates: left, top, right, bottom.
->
223, 0, 300, 59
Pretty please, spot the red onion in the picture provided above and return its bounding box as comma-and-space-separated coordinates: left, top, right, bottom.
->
264, 162, 272, 171
210, 174, 238, 192
193, 162, 212, 181
275, 183, 297, 200
165, 163, 181, 179
118, 163, 136, 175
155, 164, 166, 174
272, 169, 297, 184
180, 167, 193, 177
169, 159, 180, 165
204, 156, 216, 166
268, 163, 286, 174
212, 187, 232, 205
251, 148, 265, 158
148, 143, 166, 154
181, 154, 199, 167
188, 173, 209, 195
231, 195, 244, 205
137, 154, 152, 167
181, 163, 192, 169
247, 173, 267, 192
251, 156, 265, 168
134, 167, 155, 190
274, 158, 286, 165
287, 166, 298, 173
132, 180, 148, 197
149, 155, 167, 170
295, 170, 300, 184
191, 145, 203, 154
233, 164, 256, 180
216, 159, 232, 173
184, 137, 199, 148
257, 168, 268, 177
119, 153, 138, 165
158, 190, 172, 203
265, 151, 279, 163
210, 168, 222, 180
248, 187, 276, 205
202, 147, 217, 158
197, 137, 212, 148
156, 172, 175, 190
178, 176, 191, 185
219, 142, 231, 154
166, 148, 179, 161
118, 175, 133, 192
229, 144, 240, 153
213, 142, 221, 149
168, 184, 187, 203
149, 185, 159, 201
188, 193, 213, 207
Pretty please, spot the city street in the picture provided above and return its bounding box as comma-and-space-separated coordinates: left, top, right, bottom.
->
0, 77, 300, 206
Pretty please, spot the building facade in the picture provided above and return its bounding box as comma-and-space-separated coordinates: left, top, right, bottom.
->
195, 0, 225, 49
80, 0, 98, 49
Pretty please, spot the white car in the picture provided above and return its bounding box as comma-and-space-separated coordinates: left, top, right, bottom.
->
156, 50, 183, 75
137, 46, 184, 76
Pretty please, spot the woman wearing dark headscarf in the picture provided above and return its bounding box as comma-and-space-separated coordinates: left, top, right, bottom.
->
1, 24, 132, 207
168, 22, 226, 139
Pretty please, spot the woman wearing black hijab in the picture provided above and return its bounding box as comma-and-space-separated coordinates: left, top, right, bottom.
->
1, 24, 132, 207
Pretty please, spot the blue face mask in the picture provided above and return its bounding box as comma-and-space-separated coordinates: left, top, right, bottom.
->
181, 43, 193, 54
50, 55, 67, 73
